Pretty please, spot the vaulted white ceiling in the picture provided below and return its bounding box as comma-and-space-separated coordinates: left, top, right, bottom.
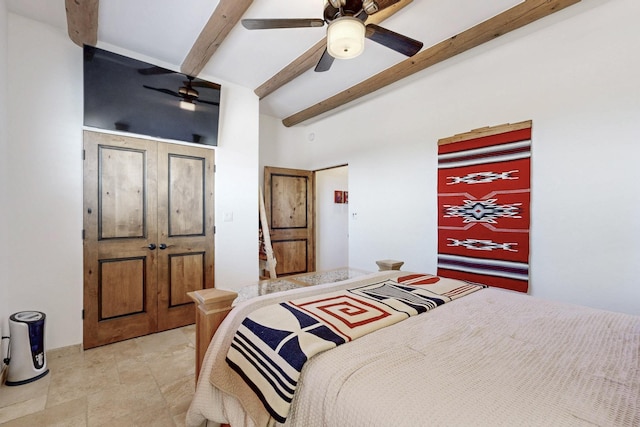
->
7, 0, 572, 125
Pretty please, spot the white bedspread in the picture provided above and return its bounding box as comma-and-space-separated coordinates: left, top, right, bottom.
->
187, 273, 640, 427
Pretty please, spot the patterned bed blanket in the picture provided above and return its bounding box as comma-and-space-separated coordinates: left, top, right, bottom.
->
186, 272, 640, 427
225, 274, 484, 423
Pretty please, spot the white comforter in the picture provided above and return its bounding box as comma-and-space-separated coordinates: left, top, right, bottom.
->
187, 272, 640, 427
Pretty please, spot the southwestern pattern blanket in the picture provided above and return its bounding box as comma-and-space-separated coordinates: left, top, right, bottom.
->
437, 121, 532, 293
226, 275, 484, 423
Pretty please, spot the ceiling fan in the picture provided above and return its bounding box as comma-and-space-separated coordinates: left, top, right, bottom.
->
139, 68, 220, 111
242, 0, 423, 72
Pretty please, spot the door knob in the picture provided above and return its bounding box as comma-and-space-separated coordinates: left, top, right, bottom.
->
148, 243, 157, 250
159, 243, 167, 250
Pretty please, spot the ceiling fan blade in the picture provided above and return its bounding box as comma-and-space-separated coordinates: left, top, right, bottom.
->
138, 66, 173, 75
241, 19, 325, 30
197, 99, 221, 106
143, 85, 181, 98
365, 24, 423, 56
189, 81, 222, 90
314, 48, 335, 72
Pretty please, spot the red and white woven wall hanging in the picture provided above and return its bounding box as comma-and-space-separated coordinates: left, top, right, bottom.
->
437, 121, 532, 293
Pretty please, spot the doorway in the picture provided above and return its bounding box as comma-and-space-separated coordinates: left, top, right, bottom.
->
315, 165, 349, 270
261, 165, 349, 277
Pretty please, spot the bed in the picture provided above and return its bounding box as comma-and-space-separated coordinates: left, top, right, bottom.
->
186, 270, 640, 427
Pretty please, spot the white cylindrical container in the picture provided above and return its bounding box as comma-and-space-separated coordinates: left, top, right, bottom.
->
6, 311, 49, 386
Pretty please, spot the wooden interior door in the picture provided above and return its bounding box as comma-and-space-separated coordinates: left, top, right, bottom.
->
264, 166, 315, 276
156, 143, 214, 331
83, 131, 214, 348
83, 132, 159, 348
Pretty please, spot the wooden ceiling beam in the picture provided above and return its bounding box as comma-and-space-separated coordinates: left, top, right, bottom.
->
282, 0, 581, 127
255, 0, 413, 100
65, 0, 99, 47
255, 39, 326, 100
181, 0, 254, 77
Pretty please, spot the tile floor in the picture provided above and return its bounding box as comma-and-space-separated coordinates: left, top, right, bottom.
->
0, 325, 196, 426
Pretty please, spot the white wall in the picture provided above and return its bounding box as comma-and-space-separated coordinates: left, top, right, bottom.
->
4, 14, 259, 350
0, 0, 10, 366
212, 81, 260, 291
259, 0, 640, 315
7, 12, 84, 353
316, 167, 349, 270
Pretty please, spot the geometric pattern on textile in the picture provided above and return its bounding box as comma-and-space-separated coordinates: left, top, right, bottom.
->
396, 274, 485, 299
437, 123, 532, 293
226, 277, 485, 423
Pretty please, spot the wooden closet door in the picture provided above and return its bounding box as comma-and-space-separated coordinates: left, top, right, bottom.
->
84, 132, 215, 348
83, 131, 159, 348
156, 143, 215, 331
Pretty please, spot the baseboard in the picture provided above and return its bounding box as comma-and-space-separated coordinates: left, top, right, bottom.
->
0, 324, 6, 385
0, 363, 7, 386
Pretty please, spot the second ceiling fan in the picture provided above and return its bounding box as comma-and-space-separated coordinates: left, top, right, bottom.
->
242, 0, 423, 72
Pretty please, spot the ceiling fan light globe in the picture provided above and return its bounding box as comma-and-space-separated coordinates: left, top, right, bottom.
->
327, 17, 365, 59
179, 100, 196, 111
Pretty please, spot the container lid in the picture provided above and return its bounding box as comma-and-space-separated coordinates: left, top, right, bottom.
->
12, 311, 44, 322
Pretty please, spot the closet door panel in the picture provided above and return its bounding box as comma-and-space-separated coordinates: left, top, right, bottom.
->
83, 131, 158, 349
157, 143, 215, 331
